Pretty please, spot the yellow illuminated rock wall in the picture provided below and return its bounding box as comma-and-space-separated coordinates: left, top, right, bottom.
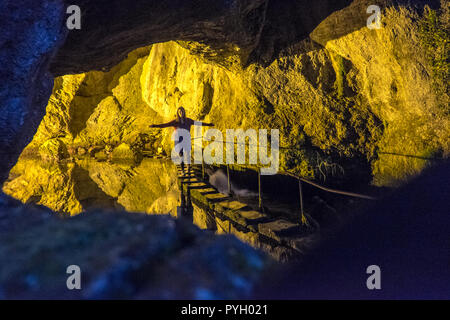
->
320, 7, 449, 185
3, 158, 179, 216
8, 5, 450, 190
23, 46, 163, 155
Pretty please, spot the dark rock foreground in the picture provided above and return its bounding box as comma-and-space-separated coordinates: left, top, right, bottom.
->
0, 195, 272, 299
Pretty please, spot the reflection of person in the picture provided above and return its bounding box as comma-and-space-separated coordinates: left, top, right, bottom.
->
150, 106, 214, 171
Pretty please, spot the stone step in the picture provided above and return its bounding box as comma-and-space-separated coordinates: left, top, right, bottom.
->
215, 200, 250, 212
258, 219, 301, 242
238, 210, 269, 225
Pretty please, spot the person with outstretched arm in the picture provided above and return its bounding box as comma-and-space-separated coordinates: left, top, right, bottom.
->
149, 106, 214, 172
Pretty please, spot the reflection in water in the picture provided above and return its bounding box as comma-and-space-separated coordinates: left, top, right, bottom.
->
3, 157, 179, 216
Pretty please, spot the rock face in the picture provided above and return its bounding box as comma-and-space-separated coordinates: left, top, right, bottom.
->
322, 6, 449, 185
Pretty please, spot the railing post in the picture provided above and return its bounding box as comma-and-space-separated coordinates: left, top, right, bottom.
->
258, 168, 262, 210
227, 164, 231, 195
298, 179, 306, 225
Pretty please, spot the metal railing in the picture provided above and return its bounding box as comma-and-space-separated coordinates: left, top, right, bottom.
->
182, 139, 378, 227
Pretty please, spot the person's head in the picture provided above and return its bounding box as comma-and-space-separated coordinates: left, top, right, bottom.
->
177, 106, 186, 123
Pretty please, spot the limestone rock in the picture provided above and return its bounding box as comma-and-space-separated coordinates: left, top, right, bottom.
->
3, 158, 180, 216
38, 139, 69, 161
116, 159, 179, 213
2, 159, 84, 214
1, 0, 446, 189
7, 2, 448, 189
77, 147, 87, 156
192, 204, 217, 230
